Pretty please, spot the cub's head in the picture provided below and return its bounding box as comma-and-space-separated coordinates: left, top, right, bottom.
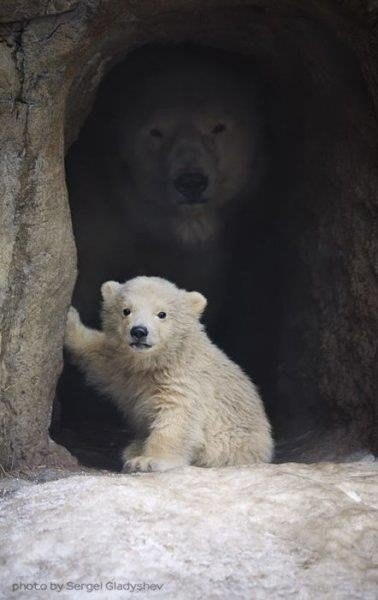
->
102, 46, 266, 243
101, 276, 207, 361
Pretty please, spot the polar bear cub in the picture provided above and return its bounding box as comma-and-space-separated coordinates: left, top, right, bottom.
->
65, 276, 273, 472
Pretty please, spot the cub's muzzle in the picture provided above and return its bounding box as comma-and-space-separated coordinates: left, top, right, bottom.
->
130, 325, 148, 340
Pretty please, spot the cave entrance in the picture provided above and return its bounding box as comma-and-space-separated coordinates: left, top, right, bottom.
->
52, 15, 377, 470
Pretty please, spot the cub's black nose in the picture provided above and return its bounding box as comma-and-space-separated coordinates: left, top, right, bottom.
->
174, 172, 208, 203
130, 326, 148, 340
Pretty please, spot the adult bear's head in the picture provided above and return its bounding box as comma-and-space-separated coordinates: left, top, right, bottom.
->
98, 45, 267, 244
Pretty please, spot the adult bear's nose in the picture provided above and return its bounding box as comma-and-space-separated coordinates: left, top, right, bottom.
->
174, 172, 208, 203
130, 326, 148, 340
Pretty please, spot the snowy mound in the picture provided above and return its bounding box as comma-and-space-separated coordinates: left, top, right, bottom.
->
1, 462, 377, 599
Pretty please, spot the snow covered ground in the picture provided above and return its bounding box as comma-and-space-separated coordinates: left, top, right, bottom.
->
1, 462, 377, 599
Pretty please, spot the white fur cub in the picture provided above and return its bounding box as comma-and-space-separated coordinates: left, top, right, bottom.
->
65, 276, 273, 472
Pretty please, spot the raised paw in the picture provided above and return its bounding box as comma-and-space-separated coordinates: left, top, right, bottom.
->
122, 456, 186, 473
64, 306, 82, 347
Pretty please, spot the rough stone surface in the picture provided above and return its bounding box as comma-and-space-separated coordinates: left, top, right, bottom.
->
0, 462, 377, 599
0, 0, 377, 470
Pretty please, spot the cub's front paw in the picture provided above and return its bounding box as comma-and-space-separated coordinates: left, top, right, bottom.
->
122, 456, 186, 473
65, 306, 81, 346
122, 441, 145, 461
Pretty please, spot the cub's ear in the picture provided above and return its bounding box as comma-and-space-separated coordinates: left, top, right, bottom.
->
187, 291, 207, 316
101, 281, 121, 301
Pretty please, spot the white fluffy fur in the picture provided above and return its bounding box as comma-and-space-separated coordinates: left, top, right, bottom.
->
65, 276, 273, 472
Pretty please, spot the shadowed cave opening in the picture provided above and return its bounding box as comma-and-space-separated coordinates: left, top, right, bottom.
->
52, 36, 376, 470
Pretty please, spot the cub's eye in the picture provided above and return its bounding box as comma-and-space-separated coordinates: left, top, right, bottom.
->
123, 308, 131, 316
157, 311, 166, 319
212, 123, 226, 135
150, 128, 163, 139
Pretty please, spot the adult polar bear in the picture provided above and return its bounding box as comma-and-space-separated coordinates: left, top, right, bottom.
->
67, 45, 267, 330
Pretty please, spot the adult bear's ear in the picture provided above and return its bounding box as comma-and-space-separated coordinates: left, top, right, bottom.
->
187, 291, 207, 317
101, 281, 121, 301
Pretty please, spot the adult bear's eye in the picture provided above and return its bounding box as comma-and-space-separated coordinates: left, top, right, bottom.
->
150, 128, 163, 139
157, 311, 166, 319
123, 308, 131, 316
212, 123, 226, 134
